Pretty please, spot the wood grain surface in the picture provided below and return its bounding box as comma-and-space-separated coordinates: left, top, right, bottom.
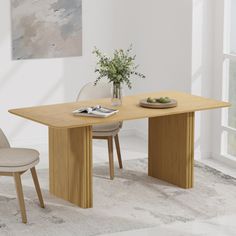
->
9, 91, 229, 128
148, 112, 194, 188
49, 126, 93, 208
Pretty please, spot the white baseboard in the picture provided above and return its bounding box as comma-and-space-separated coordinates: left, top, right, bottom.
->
10, 128, 143, 152
120, 128, 148, 141
210, 152, 236, 169
10, 129, 215, 164
10, 136, 48, 148
194, 150, 212, 160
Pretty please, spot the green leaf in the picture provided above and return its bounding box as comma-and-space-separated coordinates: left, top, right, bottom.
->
92, 45, 146, 89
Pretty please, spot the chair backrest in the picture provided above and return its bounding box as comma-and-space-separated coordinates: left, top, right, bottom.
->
0, 128, 10, 148
76, 82, 112, 101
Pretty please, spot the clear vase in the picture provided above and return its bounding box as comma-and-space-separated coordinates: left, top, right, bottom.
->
111, 82, 122, 106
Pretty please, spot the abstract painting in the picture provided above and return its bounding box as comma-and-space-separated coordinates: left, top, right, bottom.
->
11, 0, 82, 60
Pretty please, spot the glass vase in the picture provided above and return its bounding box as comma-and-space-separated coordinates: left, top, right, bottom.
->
111, 82, 122, 106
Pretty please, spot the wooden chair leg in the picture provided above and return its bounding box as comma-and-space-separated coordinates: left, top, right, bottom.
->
30, 167, 45, 208
108, 137, 114, 180
13, 172, 27, 224
114, 134, 123, 169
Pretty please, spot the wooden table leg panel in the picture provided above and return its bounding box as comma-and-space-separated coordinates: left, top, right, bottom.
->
49, 126, 92, 208
49, 128, 69, 200
148, 112, 194, 189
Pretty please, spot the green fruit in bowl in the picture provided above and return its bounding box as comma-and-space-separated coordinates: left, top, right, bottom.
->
147, 96, 171, 104
147, 97, 156, 103
156, 97, 171, 103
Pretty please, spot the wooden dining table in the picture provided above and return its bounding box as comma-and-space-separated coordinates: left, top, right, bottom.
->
9, 91, 230, 208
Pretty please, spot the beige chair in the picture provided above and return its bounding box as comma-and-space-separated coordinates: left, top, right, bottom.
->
0, 128, 44, 223
77, 82, 123, 179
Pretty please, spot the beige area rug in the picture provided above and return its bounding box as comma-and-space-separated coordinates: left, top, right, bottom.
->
0, 159, 236, 236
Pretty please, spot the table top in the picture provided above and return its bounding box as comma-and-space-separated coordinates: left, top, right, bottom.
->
9, 91, 230, 128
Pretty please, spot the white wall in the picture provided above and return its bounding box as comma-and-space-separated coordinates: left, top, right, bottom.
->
0, 0, 117, 149
0, 0, 193, 159
113, 0, 193, 138
113, 0, 192, 92
192, 0, 215, 159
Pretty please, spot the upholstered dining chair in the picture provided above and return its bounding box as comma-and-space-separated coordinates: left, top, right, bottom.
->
77, 82, 123, 179
0, 128, 44, 223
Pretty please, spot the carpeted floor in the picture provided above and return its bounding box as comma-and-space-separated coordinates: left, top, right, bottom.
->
0, 159, 236, 236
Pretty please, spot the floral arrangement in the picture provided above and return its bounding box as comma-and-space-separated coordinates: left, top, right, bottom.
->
93, 45, 145, 89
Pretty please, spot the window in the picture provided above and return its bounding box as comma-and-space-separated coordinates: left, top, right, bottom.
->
229, 1, 236, 54
222, 0, 236, 158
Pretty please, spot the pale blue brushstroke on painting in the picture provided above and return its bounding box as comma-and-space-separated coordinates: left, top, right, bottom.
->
11, 0, 82, 60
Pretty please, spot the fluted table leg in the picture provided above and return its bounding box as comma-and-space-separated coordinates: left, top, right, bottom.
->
49, 126, 93, 208
148, 112, 194, 188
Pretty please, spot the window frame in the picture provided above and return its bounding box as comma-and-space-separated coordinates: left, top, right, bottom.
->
213, 0, 236, 164
222, 0, 236, 158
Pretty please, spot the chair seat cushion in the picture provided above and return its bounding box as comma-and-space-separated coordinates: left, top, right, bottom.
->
93, 122, 120, 132
0, 148, 39, 168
